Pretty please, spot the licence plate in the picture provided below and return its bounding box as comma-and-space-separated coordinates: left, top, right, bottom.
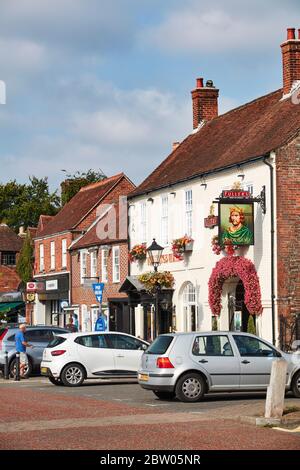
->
41, 367, 48, 374
138, 373, 149, 382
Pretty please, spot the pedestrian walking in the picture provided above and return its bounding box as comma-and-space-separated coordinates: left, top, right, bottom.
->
15, 324, 32, 378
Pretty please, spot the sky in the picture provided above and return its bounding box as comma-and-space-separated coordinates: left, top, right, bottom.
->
0, 0, 300, 192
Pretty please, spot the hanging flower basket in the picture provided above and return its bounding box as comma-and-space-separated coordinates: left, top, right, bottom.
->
128, 243, 147, 263
208, 256, 263, 317
211, 236, 238, 256
138, 271, 175, 294
172, 235, 194, 260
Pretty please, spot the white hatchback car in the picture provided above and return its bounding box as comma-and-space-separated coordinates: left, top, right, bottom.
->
40, 331, 149, 386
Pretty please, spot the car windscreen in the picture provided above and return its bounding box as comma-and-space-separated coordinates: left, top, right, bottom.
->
47, 336, 67, 348
146, 335, 174, 355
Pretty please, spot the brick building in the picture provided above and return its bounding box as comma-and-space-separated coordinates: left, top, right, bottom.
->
69, 199, 134, 333
0, 224, 25, 322
126, 28, 300, 348
33, 173, 135, 330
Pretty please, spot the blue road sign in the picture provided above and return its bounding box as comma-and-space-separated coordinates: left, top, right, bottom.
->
95, 315, 107, 332
92, 283, 105, 304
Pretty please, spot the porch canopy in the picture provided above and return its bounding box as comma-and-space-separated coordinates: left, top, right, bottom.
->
119, 276, 174, 308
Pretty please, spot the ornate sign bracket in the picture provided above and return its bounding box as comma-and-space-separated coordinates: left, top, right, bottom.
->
213, 186, 266, 214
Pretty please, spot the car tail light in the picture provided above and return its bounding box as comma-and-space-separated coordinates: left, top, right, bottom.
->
0, 329, 8, 351
51, 350, 66, 356
156, 357, 174, 368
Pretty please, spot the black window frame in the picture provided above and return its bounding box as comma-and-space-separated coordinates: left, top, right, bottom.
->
75, 334, 110, 349
146, 335, 174, 355
1, 251, 16, 266
106, 334, 147, 351
233, 334, 280, 358
192, 334, 234, 357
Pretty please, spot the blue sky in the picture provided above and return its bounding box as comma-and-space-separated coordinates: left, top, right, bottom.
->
0, 0, 299, 191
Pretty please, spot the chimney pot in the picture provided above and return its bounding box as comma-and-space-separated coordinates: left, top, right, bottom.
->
287, 28, 296, 40
191, 77, 219, 129
281, 28, 300, 95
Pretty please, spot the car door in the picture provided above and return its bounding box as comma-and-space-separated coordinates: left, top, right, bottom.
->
232, 334, 282, 389
25, 329, 53, 364
75, 334, 115, 376
191, 334, 241, 390
107, 334, 146, 376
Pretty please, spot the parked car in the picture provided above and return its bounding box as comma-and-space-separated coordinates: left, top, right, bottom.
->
41, 331, 149, 386
0, 325, 70, 377
138, 331, 300, 402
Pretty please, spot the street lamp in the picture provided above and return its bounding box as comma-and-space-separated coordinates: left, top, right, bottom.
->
147, 239, 164, 338
146, 239, 164, 272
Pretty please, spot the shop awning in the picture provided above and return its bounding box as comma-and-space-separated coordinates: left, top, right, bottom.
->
0, 302, 24, 312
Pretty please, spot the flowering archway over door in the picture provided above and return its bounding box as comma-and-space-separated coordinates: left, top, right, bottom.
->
208, 256, 263, 317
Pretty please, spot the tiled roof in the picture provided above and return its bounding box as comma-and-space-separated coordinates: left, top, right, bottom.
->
0, 224, 23, 252
130, 89, 300, 197
36, 174, 125, 238
70, 204, 125, 250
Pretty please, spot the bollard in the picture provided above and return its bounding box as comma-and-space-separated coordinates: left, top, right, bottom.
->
14, 352, 20, 381
4, 351, 9, 380
265, 358, 287, 420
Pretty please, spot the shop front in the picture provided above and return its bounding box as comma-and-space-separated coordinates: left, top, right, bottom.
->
34, 274, 71, 327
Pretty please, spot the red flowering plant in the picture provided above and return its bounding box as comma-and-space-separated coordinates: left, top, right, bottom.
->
208, 256, 263, 317
211, 236, 237, 256
128, 243, 147, 263
172, 235, 193, 260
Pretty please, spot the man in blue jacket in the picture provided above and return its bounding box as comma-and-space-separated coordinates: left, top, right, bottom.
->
15, 324, 32, 378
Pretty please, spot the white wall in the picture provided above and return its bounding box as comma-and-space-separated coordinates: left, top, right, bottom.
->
130, 158, 276, 343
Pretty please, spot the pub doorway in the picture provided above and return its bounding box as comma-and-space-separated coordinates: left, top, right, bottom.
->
228, 280, 255, 332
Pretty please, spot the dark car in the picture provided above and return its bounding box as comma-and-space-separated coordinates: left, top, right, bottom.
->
0, 325, 70, 377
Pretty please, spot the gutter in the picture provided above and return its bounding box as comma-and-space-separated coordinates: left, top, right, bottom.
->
128, 154, 267, 199
263, 156, 276, 345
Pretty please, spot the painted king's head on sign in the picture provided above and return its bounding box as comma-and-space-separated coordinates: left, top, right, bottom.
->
219, 203, 254, 246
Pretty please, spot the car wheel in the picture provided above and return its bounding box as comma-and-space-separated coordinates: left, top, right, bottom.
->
9, 358, 32, 378
48, 377, 63, 386
175, 373, 205, 402
61, 363, 85, 387
152, 390, 176, 400
291, 370, 300, 398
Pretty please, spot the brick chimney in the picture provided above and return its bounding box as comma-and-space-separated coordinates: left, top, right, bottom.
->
191, 78, 219, 129
281, 28, 300, 95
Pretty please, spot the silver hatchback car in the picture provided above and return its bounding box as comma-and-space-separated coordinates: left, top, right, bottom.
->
138, 332, 300, 402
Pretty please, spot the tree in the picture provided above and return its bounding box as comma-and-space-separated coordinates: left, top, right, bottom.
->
60, 169, 106, 205
247, 314, 256, 335
0, 177, 60, 230
16, 233, 34, 284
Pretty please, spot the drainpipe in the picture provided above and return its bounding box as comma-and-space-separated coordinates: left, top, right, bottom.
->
263, 156, 276, 345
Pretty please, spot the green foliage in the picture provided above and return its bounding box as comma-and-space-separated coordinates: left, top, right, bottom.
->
212, 316, 218, 331
247, 314, 256, 335
0, 177, 60, 230
16, 234, 33, 283
61, 169, 106, 205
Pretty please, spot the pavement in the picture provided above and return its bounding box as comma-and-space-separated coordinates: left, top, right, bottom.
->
1, 376, 300, 450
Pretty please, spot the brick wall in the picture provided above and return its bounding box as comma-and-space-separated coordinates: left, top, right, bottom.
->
76, 177, 134, 231
191, 78, 219, 129
276, 136, 300, 320
71, 242, 128, 306
34, 232, 73, 275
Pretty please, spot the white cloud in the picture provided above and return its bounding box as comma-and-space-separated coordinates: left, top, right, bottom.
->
141, 0, 300, 54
